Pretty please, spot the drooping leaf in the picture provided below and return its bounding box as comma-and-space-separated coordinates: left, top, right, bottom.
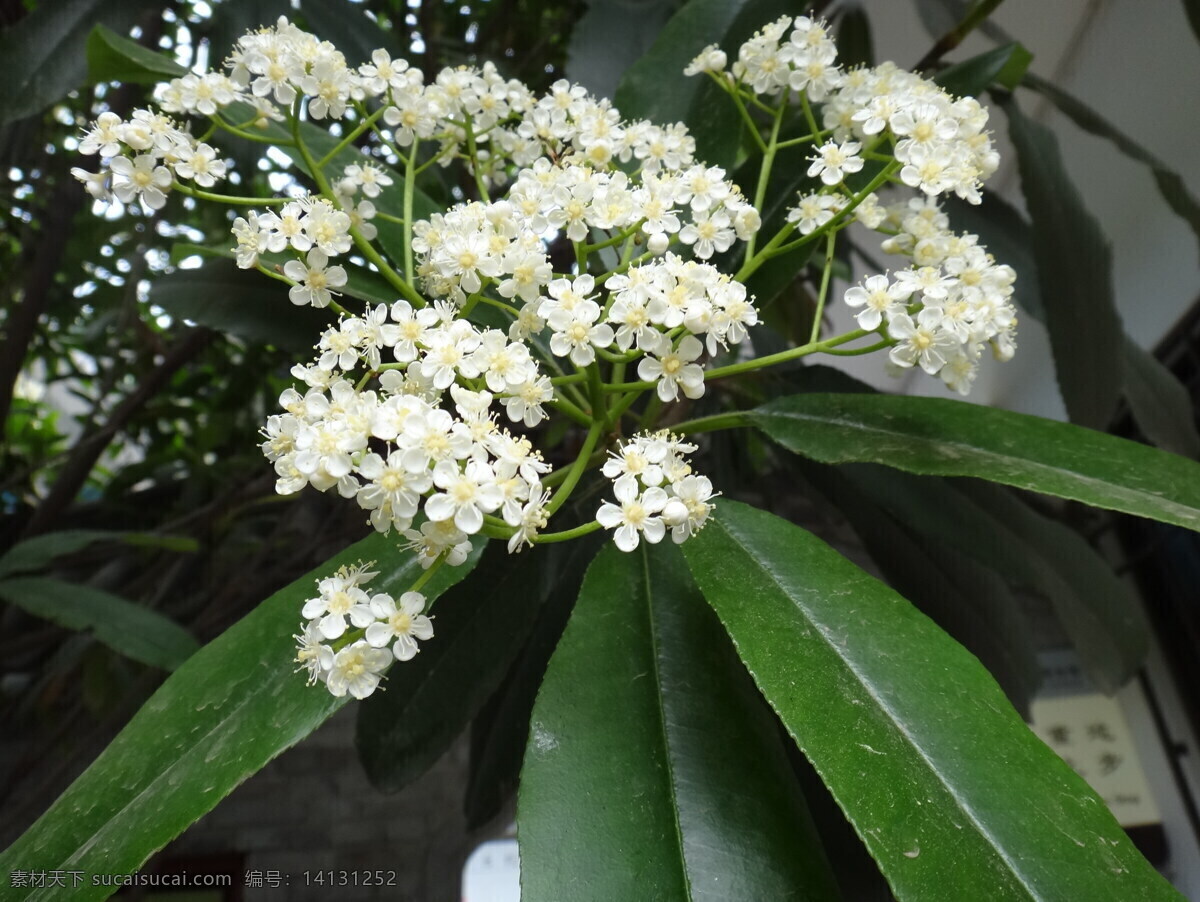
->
1001, 94, 1121, 431
86, 23, 186, 85
0, 0, 158, 125
519, 541, 840, 902
838, 464, 1147, 693
1120, 335, 1200, 460
683, 500, 1181, 901
150, 257, 336, 352
809, 464, 1040, 713
835, 5, 874, 68
738, 392, 1200, 532
1021, 72, 1200, 265
464, 532, 604, 828
0, 532, 476, 901
0, 576, 198, 671
356, 541, 546, 793
933, 42, 1031, 96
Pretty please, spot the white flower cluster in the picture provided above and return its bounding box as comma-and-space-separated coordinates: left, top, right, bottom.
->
262, 301, 554, 556
597, 432, 716, 551
844, 198, 1017, 395
71, 109, 230, 209
294, 561, 434, 699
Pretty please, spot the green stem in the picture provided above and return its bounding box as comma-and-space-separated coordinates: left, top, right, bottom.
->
404, 138, 419, 282
410, 553, 448, 597
545, 421, 604, 517
672, 410, 751, 436
533, 520, 603, 544
744, 102, 785, 264
810, 230, 837, 343
213, 112, 289, 145
548, 397, 593, 428
316, 103, 388, 169
172, 182, 291, 206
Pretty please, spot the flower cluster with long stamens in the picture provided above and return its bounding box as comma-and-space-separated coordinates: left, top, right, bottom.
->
74, 13, 1016, 698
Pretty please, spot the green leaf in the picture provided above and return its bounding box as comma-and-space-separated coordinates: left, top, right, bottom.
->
683, 500, 1181, 901
519, 541, 840, 902
1001, 94, 1121, 430
1121, 335, 1200, 459
0, 576, 198, 671
355, 541, 546, 793
86, 23, 186, 85
614, 0, 791, 169
0, 0, 157, 125
934, 42, 1031, 96
1021, 72, 1200, 265
0, 529, 196, 580
956, 480, 1151, 690
464, 533, 604, 828
151, 258, 336, 352
811, 465, 1040, 713
0, 532, 477, 900
744, 392, 1200, 532
1184, 0, 1200, 43
835, 5, 874, 68
565, 0, 675, 104
839, 465, 1147, 693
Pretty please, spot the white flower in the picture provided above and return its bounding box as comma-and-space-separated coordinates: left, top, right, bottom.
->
807, 140, 863, 186
843, 274, 904, 331
786, 192, 842, 235
596, 478, 669, 552
294, 621, 334, 686
684, 44, 728, 76
637, 335, 706, 402
547, 300, 614, 367
887, 313, 958, 375
326, 640, 393, 699
108, 155, 172, 210
424, 459, 504, 534
662, 475, 716, 543
365, 591, 434, 661
301, 575, 375, 640
284, 249, 348, 308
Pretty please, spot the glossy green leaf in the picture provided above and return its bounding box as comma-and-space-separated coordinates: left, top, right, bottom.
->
1002, 94, 1121, 431
0, 532, 476, 901
519, 542, 840, 902
0, 0, 157, 125
743, 392, 1200, 532
0, 576, 198, 671
151, 257, 336, 352
86, 23, 186, 85
565, 0, 675, 103
1021, 72, 1200, 265
934, 42, 1031, 96
356, 541, 546, 793
683, 500, 1181, 901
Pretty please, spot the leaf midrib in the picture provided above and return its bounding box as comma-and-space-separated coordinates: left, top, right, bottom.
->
640, 547, 695, 902
712, 514, 1040, 901
755, 408, 1200, 528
